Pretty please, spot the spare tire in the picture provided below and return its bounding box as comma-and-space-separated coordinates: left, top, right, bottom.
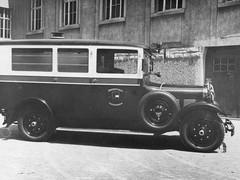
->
138, 91, 180, 131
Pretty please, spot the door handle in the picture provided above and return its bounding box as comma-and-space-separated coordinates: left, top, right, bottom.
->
54, 78, 59, 82
92, 79, 98, 83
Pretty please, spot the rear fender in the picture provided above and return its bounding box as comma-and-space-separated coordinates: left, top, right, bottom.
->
6, 97, 54, 127
177, 101, 226, 123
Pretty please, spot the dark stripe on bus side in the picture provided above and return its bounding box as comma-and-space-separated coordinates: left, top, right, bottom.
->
0, 75, 140, 85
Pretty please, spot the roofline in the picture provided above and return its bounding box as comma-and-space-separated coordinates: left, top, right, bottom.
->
0, 39, 149, 49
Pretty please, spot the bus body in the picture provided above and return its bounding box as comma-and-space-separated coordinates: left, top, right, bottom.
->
0, 39, 234, 152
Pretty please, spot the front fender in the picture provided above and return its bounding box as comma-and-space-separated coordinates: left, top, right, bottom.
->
178, 101, 226, 121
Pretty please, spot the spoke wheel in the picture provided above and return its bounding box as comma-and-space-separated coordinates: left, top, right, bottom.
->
180, 110, 224, 152
18, 105, 54, 141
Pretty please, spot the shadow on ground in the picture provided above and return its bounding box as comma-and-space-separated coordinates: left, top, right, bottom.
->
0, 124, 22, 140
0, 124, 188, 151
51, 131, 188, 151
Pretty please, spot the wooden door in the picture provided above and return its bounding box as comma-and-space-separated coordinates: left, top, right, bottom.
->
206, 47, 240, 117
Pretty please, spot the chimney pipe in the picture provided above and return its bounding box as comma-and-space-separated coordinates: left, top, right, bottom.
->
51, 32, 64, 39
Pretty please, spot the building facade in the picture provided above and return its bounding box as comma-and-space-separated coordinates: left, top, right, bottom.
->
8, 0, 240, 117
8, 0, 240, 46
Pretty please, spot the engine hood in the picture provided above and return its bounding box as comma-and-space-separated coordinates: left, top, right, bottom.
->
144, 81, 204, 107
145, 81, 203, 93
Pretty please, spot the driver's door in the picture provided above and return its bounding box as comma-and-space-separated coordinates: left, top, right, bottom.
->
90, 48, 144, 129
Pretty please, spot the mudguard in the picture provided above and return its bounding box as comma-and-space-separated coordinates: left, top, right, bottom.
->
177, 101, 226, 123
6, 97, 54, 127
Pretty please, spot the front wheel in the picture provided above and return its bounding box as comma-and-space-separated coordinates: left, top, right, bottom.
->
18, 105, 54, 141
180, 110, 224, 152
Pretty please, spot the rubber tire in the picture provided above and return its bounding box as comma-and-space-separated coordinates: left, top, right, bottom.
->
138, 91, 180, 131
180, 110, 224, 152
18, 105, 54, 141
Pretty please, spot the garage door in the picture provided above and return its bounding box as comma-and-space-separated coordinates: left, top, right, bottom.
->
206, 46, 240, 117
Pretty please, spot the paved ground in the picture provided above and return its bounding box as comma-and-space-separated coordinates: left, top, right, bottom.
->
0, 116, 239, 180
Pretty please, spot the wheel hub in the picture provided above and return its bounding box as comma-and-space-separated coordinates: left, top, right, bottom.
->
190, 121, 214, 143
151, 105, 165, 120
198, 128, 205, 136
146, 100, 173, 126
31, 121, 37, 127
23, 113, 46, 136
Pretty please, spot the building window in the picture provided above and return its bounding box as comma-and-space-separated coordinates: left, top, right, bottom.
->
62, 0, 79, 26
101, 0, 125, 21
31, 0, 42, 31
222, 0, 237, 2
218, 0, 240, 8
0, 7, 10, 39
213, 58, 235, 72
154, 0, 183, 13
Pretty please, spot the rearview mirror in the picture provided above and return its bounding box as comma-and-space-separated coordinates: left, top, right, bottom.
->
153, 72, 161, 77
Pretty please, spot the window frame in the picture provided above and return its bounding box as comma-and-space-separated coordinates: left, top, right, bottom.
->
220, 0, 239, 2
30, 0, 43, 31
12, 48, 53, 72
60, 0, 80, 29
0, 7, 11, 39
57, 48, 89, 73
100, 0, 126, 23
151, 0, 185, 17
213, 58, 236, 72
218, 0, 240, 8
96, 49, 138, 74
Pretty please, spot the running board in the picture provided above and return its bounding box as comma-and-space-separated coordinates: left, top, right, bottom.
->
56, 127, 154, 136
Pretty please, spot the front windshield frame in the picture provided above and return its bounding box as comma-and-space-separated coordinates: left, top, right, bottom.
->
143, 49, 155, 74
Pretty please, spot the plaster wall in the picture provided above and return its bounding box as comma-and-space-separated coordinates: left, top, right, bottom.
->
151, 14, 183, 44
98, 22, 126, 41
150, 48, 203, 85
9, 0, 28, 39
124, 0, 145, 44
80, 0, 96, 39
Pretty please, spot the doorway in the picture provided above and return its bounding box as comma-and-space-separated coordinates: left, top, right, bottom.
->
206, 46, 240, 117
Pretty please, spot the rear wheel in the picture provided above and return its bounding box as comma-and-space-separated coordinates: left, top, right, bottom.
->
180, 110, 224, 152
18, 105, 54, 141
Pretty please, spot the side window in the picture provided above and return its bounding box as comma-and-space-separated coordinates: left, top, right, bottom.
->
58, 49, 89, 73
97, 49, 138, 74
12, 48, 52, 72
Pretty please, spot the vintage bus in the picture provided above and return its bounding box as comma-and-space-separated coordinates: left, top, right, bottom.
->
0, 39, 235, 152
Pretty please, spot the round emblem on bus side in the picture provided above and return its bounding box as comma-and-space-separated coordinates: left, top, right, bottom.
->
108, 88, 123, 106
